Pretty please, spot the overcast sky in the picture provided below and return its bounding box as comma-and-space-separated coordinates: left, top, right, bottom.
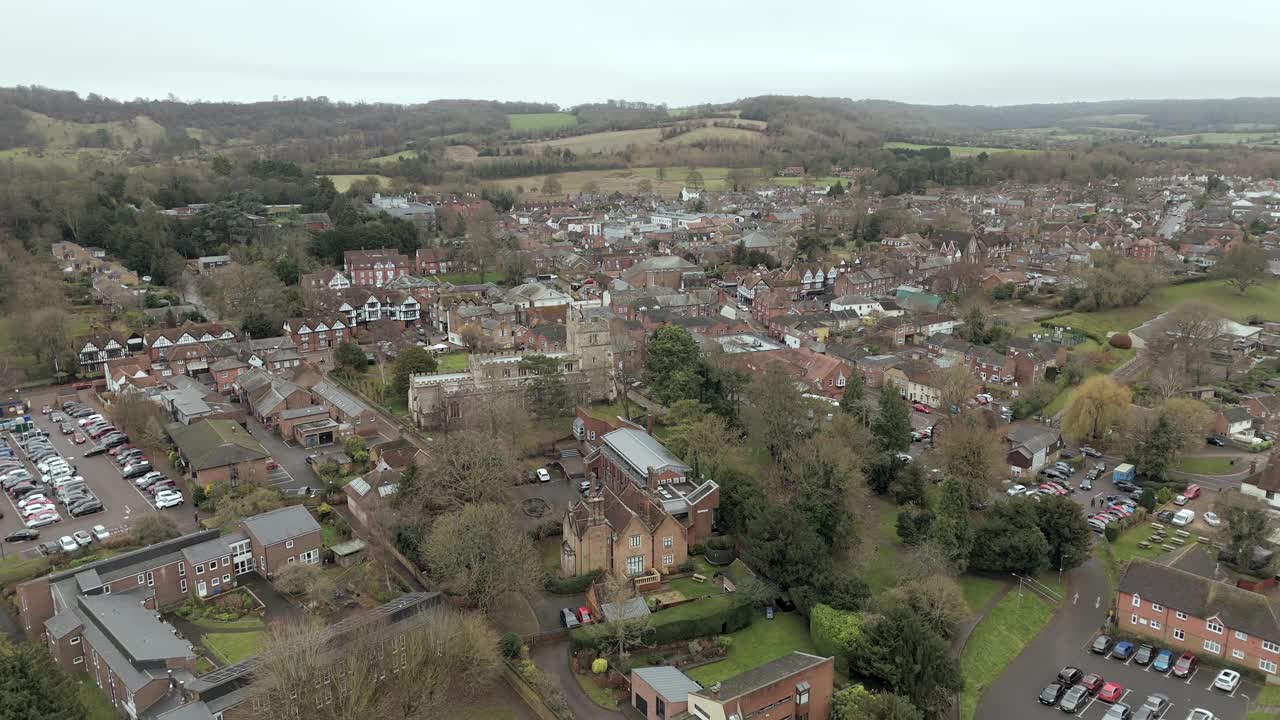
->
5, 1, 1278, 107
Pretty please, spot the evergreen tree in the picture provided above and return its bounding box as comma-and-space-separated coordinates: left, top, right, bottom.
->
872, 388, 913, 454
0, 638, 87, 720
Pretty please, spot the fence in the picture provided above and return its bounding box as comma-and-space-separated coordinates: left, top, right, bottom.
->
1012, 573, 1062, 606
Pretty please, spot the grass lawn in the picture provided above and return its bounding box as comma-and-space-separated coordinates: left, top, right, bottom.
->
491, 591, 539, 636
508, 112, 579, 131
1173, 456, 1237, 475
437, 270, 503, 285
574, 671, 619, 709
958, 575, 1007, 613
959, 591, 1055, 720
582, 401, 632, 423
324, 174, 395, 192
668, 576, 723, 600
861, 496, 907, 592
203, 631, 264, 665
181, 615, 265, 631
1255, 683, 1280, 706
686, 612, 817, 686
459, 698, 521, 720
322, 524, 342, 547
1050, 279, 1280, 338
435, 352, 470, 373
537, 536, 562, 574
79, 679, 119, 720
1106, 523, 1168, 568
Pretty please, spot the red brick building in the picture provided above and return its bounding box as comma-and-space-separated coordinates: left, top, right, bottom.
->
415, 247, 454, 275
1118, 560, 1280, 680
343, 248, 410, 287
630, 652, 835, 720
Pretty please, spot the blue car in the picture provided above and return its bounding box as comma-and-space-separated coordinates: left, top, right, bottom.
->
1111, 641, 1136, 660
1152, 648, 1175, 673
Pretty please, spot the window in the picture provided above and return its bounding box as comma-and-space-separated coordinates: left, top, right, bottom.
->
211, 576, 220, 587
1234, 649, 1246, 660
1207, 619, 1224, 634
180, 580, 187, 593
286, 540, 294, 549
288, 557, 296, 564
1151, 603, 1164, 612
663, 555, 673, 566
1174, 628, 1185, 641
663, 536, 673, 548
137, 573, 145, 585
223, 558, 230, 568
629, 535, 641, 548
1264, 640, 1280, 654
178, 562, 185, 577
1175, 611, 1187, 620
70, 636, 80, 645
1131, 594, 1141, 607
1203, 639, 1221, 654
626, 555, 644, 576
1131, 614, 1139, 625
195, 564, 204, 574
1150, 620, 1161, 630
1261, 659, 1278, 674
1236, 631, 1249, 641
796, 683, 811, 705
73, 656, 83, 665
223, 574, 231, 583
146, 571, 154, 587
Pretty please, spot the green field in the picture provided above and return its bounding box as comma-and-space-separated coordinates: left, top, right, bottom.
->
959, 591, 1055, 720
663, 125, 766, 146
434, 352, 470, 373
685, 612, 817, 687
79, 680, 119, 720
529, 127, 662, 153
860, 496, 907, 592
0, 147, 125, 169
23, 110, 169, 149
508, 112, 579, 131
959, 575, 1007, 613
575, 671, 619, 709
1173, 456, 1237, 475
203, 631, 263, 665
1160, 132, 1280, 146
882, 142, 1036, 156
1050, 279, 1280, 338
369, 150, 421, 164
324, 174, 395, 192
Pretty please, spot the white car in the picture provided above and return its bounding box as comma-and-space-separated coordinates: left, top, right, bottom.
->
17, 493, 49, 510
22, 503, 57, 517
57, 535, 79, 553
25, 512, 60, 528
154, 490, 184, 509
894, 452, 913, 464
1212, 669, 1240, 692
535, 468, 551, 483
1186, 709, 1215, 720
1202, 511, 1221, 527
1006, 484, 1026, 496
91, 525, 110, 542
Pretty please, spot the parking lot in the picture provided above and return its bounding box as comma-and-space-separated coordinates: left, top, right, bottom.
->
1034, 636, 1258, 719
0, 387, 195, 556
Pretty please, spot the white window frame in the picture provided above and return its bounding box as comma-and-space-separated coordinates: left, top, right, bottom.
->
286, 539, 294, 549
1263, 640, 1280, 654
1151, 603, 1164, 612
1175, 610, 1187, 620
1150, 620, 1162, 630
1131, 614, 1139, 625
1207, 619, 1224, 635
629, 535, 641, 548
1261, 658, 1278, 674
1174, 628, 1185, 641
1236, 630, 1249, 641
1233, 649, 1246, 660
73, 656, 83, 665
1203, 639, 1221, 654
663, 554, 673, 566
663, 536, 673, 548
195, 564, 204, 574
180, 579, 188, 593
70, 636, 81, 645
137, 573, 145, 585
1131, 594, 1141, 607
178, 562, 185, 576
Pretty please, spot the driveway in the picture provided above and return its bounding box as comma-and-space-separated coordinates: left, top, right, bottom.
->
532, 639, 622, 719
512, 472, 582, 533
241, 419, 321, 496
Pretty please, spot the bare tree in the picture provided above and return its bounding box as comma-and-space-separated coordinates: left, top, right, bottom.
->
594, 573, 654, 658
423, 503, 543, 611
1165, 303, 1224, 384
398, 430, 514, 511
933, 365, 979, 415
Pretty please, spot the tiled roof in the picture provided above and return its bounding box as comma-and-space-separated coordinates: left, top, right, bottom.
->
1119, 560, 1280, 644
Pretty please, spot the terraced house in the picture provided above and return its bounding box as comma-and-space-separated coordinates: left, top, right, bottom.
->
1118, 560, 1280, 680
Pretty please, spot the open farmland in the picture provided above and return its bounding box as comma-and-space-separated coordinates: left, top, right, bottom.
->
24, 110, 169, 149
664, 125, 766, 145
324, 174, 396, 192
1159, 131, 1280, 145
526, 127, 663, 153
882, 142, 1036, 156
0, 147, 125, 169
507, 112, 578, 130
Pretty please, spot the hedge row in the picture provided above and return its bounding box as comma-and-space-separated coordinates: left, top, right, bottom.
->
570, 594, 752, 651
544, 569, 603, 595
809, 603, 866, 676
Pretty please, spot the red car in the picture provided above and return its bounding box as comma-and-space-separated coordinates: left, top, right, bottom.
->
71, 432, 86, 445
1184, 484, 1202, 499
911, 402, 933, 414
1172, 651, 1198, 678
266, 459, 280, 471
72, 381, 92, 390
576, 606, 593, 624
108, 444, 136, 457
1097, 681, 1125, 703
1080, 673, 1104, 694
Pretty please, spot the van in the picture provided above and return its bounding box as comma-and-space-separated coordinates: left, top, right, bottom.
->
1171, 509, 1195, 527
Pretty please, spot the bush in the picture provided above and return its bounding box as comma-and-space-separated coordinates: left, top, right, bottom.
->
544, 569, 603, 595
675, 561, 694, 573
528, 518, 563, 540
689, 543, 706, 556
501, 632, 523, 659
809, 603, 866, 676
1104, 525, 1120, 542
706, 536, 735, 551
1109, 333, 1133, 349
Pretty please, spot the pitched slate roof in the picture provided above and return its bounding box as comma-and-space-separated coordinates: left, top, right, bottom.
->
632, 665, 701, 700
240, 505, 320, 547
1119, 560, 1280, 644
691, 652, 829, 703
168, 420, 269, 470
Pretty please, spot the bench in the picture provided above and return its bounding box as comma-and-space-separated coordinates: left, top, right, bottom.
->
1171, 538, 1186, 546
1137, 542, 1151, 549
1161, 544, 1177, 551
1150, 523, 1164, 530
691, 574, 707, 583
1174, 530, 1190, 538
1197, 536, 1210, 544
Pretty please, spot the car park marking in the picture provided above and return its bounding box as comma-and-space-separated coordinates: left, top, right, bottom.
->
1182, 667, 1198, 685
1074, 695, 1096, 717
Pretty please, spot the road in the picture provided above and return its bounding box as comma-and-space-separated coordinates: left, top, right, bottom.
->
1158, 201, 1193, 240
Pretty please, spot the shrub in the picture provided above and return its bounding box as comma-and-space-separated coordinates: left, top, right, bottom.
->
528, 518, 563, 540
688, 543, 706, 556
1104, 525, 1120, 542
675, 561, 694, 574
706, 535, 735, 551
1109, 333, 1133, 349
501, 632, 523, 659
809, 603, 866, 675
544, 569, 603, 595
570, 595, 752, 651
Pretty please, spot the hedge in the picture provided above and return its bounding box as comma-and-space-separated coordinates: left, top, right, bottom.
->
544, 570, 603, 595
570, 594, 752, 651
809, 603, 866, 676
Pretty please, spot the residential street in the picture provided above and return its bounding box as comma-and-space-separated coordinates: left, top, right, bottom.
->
532, 639, 621, 719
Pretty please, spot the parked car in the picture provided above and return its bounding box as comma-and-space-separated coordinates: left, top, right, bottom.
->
1091, 635, 1114, 654
1185, 711, 1215, 720
83, 444, 108, 457
911, 402, 933, 414
1174, 494, 1189, 506
1039, 683, 1067, 706
1212, 669, 1240, 692
1080, 673, 1104, 694
559, 608, 579, 629
72, 530, 92, 546
57, 535, 79, 553
576, 606, 593, 624
1156, 510, 1176, 523
59, 422, 74, 434
1080, 446, 1102, 458
72, 381, 93, 390
1151, 649, 1174, 673
155, 490, 184, 509
1006, 484, 1026, 496
536, 468, 551, 483
1206, 435, 1225, 447
1102, 703, 1132, 720
26, 511, 60, 528
5, 529, 39, 542
1056, 667, 1083, 686
72, 432, 86, 444
69, 500, 104, 517
1115, 481, 1140, 493
1059, 684, 1090, 713
122, 462, 153, 478
1133, 644, 1155, 665
1140, 694, 1171, 717
1203, 512, 1221, 527
1172, 652, 1198, 678
1171, 509, 1196, 527
91, 525, 110, 542
1098, 681, 1126, 703
1184, 484, 1202, 499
